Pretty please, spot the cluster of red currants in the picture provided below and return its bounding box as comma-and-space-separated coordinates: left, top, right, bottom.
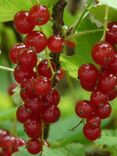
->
8, 4, 65, 155
0, 129, 25, 156
75, 22, 117, 141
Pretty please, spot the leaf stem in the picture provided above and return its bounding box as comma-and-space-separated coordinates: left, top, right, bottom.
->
65, 29, 103, 40
0, 65, 14, 72
101, 5, 109, 41
70, 0, 93, 33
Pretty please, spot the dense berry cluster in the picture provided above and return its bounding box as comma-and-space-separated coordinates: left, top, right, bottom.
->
8, 4, 66, 155
0, 129, 25, 155
75, 22, 117, 141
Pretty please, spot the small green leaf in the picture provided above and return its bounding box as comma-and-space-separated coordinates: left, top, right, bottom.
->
40, 0, 59, 7
90, 0, 117, 22
11, 86, 22, 106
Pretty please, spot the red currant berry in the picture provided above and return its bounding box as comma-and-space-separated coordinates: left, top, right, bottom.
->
9, 43, 26, 64
80, 80, 96, 91
108, 87, 117, 101
25, 31, 47, 53
75, 100, 95, 118
7, 83, 17, 96
25, 98, 42, 115
109, 54, 117, 74
83, 124, 101, 141
65, 40, 76, 48
37, 59, 56, 79
97, 102, 112, 119
99, 73, 117, 93
92, 41, 115, 65
78, 64, 98, 83
47, 35, 64, 53
106, 22, 117, 45
24, 119, 42, 138
27, 139, 42, 154
18, 48, 37, 72
44, 88, 60, 106
34, 76, 51, 96
14, 66, 35, 84
28, 5, 50, 26
56, 68, 65, 81
14, 11, 34, 34
16, 105, 30, 123
90, 89, 108, 107
86, 116, 101, 129
43, 105, 60, 123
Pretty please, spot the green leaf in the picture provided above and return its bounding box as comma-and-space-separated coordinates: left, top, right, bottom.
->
90, 0, 117, 23
96, 129, 117, 146
11, 86, 22, 106
61, 18, 102, 78
40, 0, 59, 7
13, 143, 85, 156
0, 0, 59, 22
0, 0, 35, 22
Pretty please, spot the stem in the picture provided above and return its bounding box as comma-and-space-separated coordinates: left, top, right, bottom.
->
101, 5, 109, 41
70, 0, 93, 33
0, 65, 14, 72
69, 120, 83, 131
65, 29, 103, 40
45, 49, 55, 79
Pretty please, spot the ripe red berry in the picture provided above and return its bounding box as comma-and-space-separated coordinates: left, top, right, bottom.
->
33, 76, 51, 96
14, 66, 35, 84
44, 88, 60, 106
14, 11, 34, 34
97, 102, 112, 119
83, 124, 101, 141
56, 67, 65, 81
99, 73, 117, 93
92, 42, 115, 65
7, 83, 17, 96
28, 5, 50, 26
80, 80, 96, 91
86, 116, 101, 129
16, 105, 30, 123
65, 40, 76, 48
24, 119, 42, 138
108, 87, 117, 101
25, 98, 42, 115
78, 64, 98, 84
25, 31, 47, 53
75, 100, 95, 118
27, 139, 42, 154
47, 35, 64, 53
109, 54, 117, 74
37, 59, 56, 79
90, 89, 108, 107
9, 43, 26, 64
18, 49, 37, 72
106, 22, 117, 45
43, 105, 60, 123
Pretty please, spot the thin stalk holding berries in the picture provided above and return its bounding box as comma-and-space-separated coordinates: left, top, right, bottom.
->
70, 0, 93, 33
101, 5, 109, 41
0, 65, 14, 72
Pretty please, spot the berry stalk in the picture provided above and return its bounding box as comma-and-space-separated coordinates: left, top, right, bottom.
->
0, 65, 14, 72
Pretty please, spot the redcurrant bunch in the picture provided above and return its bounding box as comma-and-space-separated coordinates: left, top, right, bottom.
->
0, 129, 25, 155
76, 22, 117, 141
9, 4, 67, 155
